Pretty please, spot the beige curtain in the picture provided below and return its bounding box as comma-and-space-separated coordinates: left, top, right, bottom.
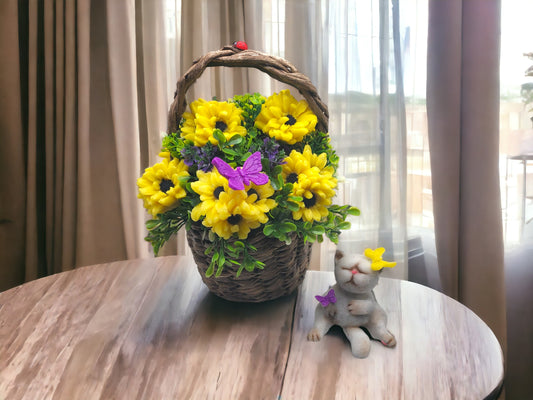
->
0, 0, 156, 291
427, 0, 506, 346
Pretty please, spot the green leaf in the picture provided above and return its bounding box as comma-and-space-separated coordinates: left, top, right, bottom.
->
227, 135, 243, 146
178, 175, 190, 185
222, 148, 238, 156
145, 220, 159, 229
213, 130, 226, 144
286, 201, 300, 212
311, 225, 325, 235
280, 222, 297, 233
271, 177, 282, 190
263, 224, 275, 236
276, 174, 284, 188
304, 234, 316, 244
327, 232, 339, 243
272, 165, 283, 176
338, 221, 351, 230
243, 255, 255, 271
218, 252, 226, 267
215, 262, 225, 277
205, 262, 215, 277
348, 207, 361, 216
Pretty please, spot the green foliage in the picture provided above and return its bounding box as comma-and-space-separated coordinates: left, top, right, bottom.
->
204, 236, 265, 277
162, 132, 187, 159
263, 203, 360, 245
301, 130, 340, 169
142, 92, 360, 277
230, 93, 266, 130
144, 197, 197, 255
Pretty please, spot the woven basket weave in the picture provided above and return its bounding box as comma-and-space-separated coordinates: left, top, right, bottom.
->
168, 44, 329, 302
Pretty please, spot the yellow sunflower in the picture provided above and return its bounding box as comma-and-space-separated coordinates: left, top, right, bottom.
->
242, 182, 277, 221
190, 168, 235, 224
180, 99, 247, 146
291, 169, 337, 222
282, 145, 335, 184
137, 157, 189, 216
210, 203, 262, 240
254, 89, 318, 144
191, 169, 277, 240
180, 98, 205, 144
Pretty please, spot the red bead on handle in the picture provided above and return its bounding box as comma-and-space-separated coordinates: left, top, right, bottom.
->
233, 41, 248, 50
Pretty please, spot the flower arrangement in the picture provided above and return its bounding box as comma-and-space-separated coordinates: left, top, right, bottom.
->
138, 89, 359, 278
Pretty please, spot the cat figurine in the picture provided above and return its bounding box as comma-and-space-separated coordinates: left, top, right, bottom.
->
307, 247, 397, 358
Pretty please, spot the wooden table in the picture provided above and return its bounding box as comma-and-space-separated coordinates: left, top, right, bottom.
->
0, 256, 504, 399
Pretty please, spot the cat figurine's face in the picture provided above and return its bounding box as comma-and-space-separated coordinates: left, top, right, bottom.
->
334, 250, 381, 294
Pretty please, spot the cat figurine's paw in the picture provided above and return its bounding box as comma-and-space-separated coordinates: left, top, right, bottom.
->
307, 328, 323, 342
347, 299, 373, 316
380, 332, 397, 347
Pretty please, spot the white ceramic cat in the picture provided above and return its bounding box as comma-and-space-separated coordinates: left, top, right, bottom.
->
307, 248, 396, 358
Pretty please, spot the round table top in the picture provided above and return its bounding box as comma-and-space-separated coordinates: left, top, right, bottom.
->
0, 256, 504, 399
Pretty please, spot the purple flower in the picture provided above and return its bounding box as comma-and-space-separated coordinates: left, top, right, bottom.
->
181, 143, 219, 172
251, 137, 286, 167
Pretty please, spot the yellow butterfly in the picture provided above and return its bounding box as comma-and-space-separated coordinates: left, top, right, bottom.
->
364, 247, 397, 271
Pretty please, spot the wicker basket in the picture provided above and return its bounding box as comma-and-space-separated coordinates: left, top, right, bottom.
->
167, 44, 329, 302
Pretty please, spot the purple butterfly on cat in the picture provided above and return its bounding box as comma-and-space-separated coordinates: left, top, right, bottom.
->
315, 288, 337, 307
212, 151, 269, 190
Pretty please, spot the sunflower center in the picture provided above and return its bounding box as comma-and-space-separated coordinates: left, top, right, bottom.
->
303, 193, 317, 208
287, 173, 298, 184
214, 186, 224, 199
227, 215, 242, 225
159, 178, 174, 193
247, 188, 259, 200
215, 120, 228, 132
285, 114, 297, 126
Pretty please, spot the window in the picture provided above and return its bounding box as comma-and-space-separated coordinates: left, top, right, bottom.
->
500, 1, 533, 246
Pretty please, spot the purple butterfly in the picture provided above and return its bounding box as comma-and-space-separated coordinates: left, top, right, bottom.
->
212, 151, 269, 190
315, 288, 337, 307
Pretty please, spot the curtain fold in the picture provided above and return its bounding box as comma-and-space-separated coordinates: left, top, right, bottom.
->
285, 0, 328, 100
0, 0, 154, 291
0, 0, 26, 290
427, 0, 506, 345
106, 0, 148, 260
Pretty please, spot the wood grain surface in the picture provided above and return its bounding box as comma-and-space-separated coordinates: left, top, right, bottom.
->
0, 257, 504, 400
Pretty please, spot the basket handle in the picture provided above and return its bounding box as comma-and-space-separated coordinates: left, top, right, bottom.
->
167, 45, 329, 135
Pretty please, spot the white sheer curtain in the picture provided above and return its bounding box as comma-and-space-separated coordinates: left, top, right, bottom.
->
283, 0, 423, 279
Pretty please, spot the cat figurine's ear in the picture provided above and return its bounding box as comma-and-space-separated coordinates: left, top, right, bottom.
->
335, 250, 344, 261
